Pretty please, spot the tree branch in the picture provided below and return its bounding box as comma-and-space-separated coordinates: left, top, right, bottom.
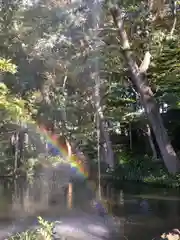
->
110, 6, 140, 85
170, 0, 177, 36
110, 5, 151, 76
110, 6, 131, 51
139, 51, 151, 74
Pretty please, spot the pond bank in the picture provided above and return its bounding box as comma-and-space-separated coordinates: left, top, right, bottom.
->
107, 158, 180, 189
107, 177, 180, 190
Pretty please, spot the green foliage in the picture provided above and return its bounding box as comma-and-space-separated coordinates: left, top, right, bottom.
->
113, 151, 180, 188
0, 82, 30, 123
36, 216, 54, 240
0, 58, 28, 124
0, 58, 17, 74
9, 231, 36, 240
8, 216, 54, 240
149, 36, 180, 108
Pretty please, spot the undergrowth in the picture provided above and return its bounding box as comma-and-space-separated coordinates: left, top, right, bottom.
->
8, 217, 54, 240
113, 151, 180, 188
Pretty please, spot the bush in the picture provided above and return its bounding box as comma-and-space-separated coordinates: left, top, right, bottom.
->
113, 151, 180, 188
8, 217, 54, 240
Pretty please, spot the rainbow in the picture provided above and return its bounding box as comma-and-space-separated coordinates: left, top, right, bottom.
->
36, 124, 108, 217
37, 125, 89, 178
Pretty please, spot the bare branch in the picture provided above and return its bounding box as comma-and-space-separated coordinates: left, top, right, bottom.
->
110, 6, 131, 51
139, 51, 151, 74
170, 17, 177, 36
62, 75, 68, 91
170, 0, 177, 36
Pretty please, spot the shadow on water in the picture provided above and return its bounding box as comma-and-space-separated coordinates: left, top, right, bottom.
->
0, 175, 180, 239
101, 181, 180, 240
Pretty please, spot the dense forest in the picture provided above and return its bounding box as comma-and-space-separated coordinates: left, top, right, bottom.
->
1, 0, 180, 188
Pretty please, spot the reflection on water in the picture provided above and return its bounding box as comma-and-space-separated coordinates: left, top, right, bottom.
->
0, 176, 180, 239
101, 182, 180, 240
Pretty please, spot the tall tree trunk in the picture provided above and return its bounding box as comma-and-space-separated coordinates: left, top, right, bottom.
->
99, 115, 114, 168
93, 61, 114, 168
110, 6, 180, 174
87, 0, 114, 169
129, 123, 132, 150
146, 124, 158, 160
14, 132, 19, 174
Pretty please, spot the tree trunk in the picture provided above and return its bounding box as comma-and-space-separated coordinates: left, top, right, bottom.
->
93, 66, 114, 168
129, 123, 132, 150
99, 116, 114, 168
14, 132, 19, 174
110, 6, 180, 174
146, 124, 158, 160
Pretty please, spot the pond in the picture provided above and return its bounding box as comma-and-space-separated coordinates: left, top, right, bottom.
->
102, 182, 180, 240
0, 176, 180, 240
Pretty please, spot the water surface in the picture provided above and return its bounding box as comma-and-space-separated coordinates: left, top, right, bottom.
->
0, 178, 180, 239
